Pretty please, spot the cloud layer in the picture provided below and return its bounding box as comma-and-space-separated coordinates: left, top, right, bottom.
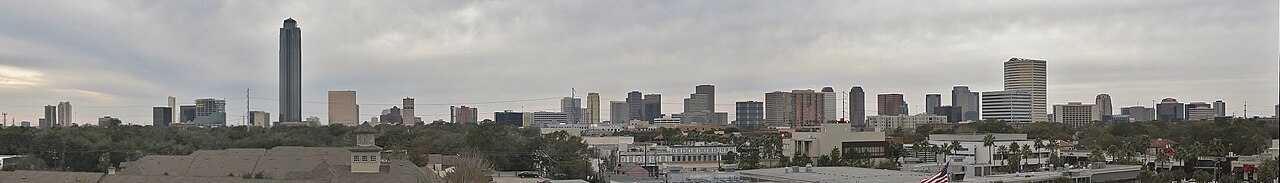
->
0, 0, 1275, 125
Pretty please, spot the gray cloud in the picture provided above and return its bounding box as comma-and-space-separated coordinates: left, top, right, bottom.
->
0, 0, 1274, 125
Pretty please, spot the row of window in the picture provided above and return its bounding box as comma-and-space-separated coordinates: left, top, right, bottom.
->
353, 155, 379, 162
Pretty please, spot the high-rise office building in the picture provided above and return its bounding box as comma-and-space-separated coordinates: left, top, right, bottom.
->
1185, 102, 1214, 121
561, 97, 582, 124
765, 91, 792, 127
587, 92, 600, 124
925, 93, 941, 115
849, 86, 866, 125
1052, 102, 1099, 127
821, 87, 837, 122
682, 93, 712, 124
279, 18, 303, 123
402, 97, 415, 125
764, 90, 824, 128
168, 96, 176, 125
531, 112, 569, 126
980, 90, 1033, 123
1095, 94, 1113, 117
951, 85, 980, 121
1156, 98, 1184, 122
934, 105, 962, 123
1121, 106, 1155, 122
609, 101, 628, 123
735, 101, 764, 127
41, 105, 56, 128
643, 94, 662, 122
1212, 100, 1226, 117
379, 106, 402, 124
696, 84, 716, 113
494, 110, 524, 126
877, 93, 905, 116
328, 91, 359, 126
1004, 57, 1048, 122
180, 105, 196, 123
452, 106, 478, 124
153, 106, 173, 127
56, 101, 71, 126
194, 98, 227, 126
249, 111, 270, 127
626, 91, 644, 122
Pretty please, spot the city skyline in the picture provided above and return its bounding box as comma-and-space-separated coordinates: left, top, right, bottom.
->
0, 1, 1276, 125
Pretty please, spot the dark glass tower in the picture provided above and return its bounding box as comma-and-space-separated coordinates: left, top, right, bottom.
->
280, 18, 303, 123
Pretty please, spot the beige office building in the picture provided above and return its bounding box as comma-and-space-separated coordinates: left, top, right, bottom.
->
587, 92, 600, 124
327, 91, 359, 126
402, 97, 415, 124
1004, 57, 1048, 122
1052, 102, 1099, 127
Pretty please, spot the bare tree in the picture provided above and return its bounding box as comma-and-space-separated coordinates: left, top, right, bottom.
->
447, 150, 495, 183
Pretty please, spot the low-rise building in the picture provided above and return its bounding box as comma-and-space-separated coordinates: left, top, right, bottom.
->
783, 123, 888, 158
905, 134, 1052, 177
616, 142, 737, 173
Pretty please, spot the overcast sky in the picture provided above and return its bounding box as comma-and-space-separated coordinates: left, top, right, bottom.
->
0, 1, 1276, 125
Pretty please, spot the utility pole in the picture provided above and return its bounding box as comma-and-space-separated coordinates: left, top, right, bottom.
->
2, 112, 6, 127
246, 88, 250, 130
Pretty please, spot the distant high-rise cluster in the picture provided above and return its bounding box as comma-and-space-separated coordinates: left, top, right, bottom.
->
951, 86, 979, 121
765, 89, 825, 128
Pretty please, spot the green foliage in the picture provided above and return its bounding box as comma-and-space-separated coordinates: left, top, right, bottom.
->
722, 151, 738, 164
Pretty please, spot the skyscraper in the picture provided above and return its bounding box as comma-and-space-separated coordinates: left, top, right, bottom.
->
877, 93, 905, 116
56, 101, 71, 126
194, 98, 227, 126
821, 87, 837, 122
1004, 57, 1048, 122
735, 101, 764, 127
696, 84, 716, 113
153, 106, 173, 127
925, 93, 941, 115
1156, 98, 1184, 122
951, 86, 980, 121
1212, 100, 1226, 117
494, 110, 524, 126
42, 105, 56, 128
643, 94, 662, 122
587, 92, 600, 124
609, 101, 628, 123
980, 90, 1033, 123
1095, 94, 1113, 116
849, 86, 865, 125
626, 91, 644, 121
279, 18, 303, 123
561, 97, 582, 123
328, 91, 359, 126
934, 105, 963, 123
764, 90, 824, 128
452, 106, 478, 123
401, 97, 415, 125
180, 105, 196, 123
765, 91, 792, 127
168, 96, 176, 125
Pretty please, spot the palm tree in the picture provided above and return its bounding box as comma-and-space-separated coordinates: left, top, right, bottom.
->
997, 145, 1009, 173
1022, 144, 1032, 172
983, 134, 996, 165
1033, 139, 1044, 166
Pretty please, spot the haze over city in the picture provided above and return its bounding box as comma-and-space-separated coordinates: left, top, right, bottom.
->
0, 1, 1275, 126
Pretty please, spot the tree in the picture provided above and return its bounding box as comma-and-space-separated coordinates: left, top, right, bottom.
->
438, 150, 495, 183
723, 151, 739, 164
983, 134, 996, 165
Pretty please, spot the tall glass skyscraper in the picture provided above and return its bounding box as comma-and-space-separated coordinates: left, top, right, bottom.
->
279, 18, 303, 123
